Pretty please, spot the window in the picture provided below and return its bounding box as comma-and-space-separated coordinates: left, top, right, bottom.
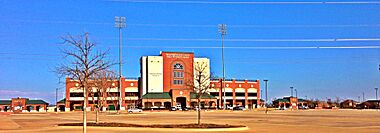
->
174, 80, 184, 85
235, 93, 245, 97
174, 71, 184, 78
248, 93, 257, 97
210, 92, 219, 97
173, 63, 184, 85
173, 63, 183, 70
70, 93, 84, 97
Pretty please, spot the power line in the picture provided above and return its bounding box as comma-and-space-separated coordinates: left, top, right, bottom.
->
3, 19, 380, 28
109, 0, 380, 4
121, 45, 380, 49
122, 38, 380, 42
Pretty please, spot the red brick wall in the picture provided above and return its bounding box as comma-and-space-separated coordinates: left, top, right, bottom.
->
161, 52, 194, 92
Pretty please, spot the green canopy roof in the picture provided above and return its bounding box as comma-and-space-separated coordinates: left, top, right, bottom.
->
298, 99, 307, 102
0, 100, 11, 105
142, 92, 171, 99
57, 98, 66, 103
190, 92, 216, 99
274, 99, 290, 102
26, 99, 48, 105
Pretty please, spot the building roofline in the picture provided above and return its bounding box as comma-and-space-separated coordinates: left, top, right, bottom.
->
160, 51, 194, 55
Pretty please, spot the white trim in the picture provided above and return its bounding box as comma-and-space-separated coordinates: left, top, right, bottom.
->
125, 87, 139, 92
235, 97, 246, 100
125, 96, 139, 100
247, 97, 258, 100
235, 88, 245, 92
223, 96, 233, 100
247, 88, 257, 93
224, 88, 233, 92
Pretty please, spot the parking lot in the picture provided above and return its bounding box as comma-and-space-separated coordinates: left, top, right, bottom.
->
1, 109, 380, 133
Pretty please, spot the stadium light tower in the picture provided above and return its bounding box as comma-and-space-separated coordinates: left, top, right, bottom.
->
115, 16, 126, 111
263, 79, 268, 114
218, 24, 227, 110
375, 88, 379, 109
290, 86, 294, 97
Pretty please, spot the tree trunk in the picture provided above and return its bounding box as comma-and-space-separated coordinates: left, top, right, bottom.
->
83, 85, 87, 133
96, 107, 99, 123
197, 99, 201, 125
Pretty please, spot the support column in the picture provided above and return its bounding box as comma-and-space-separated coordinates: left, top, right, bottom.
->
120, 77, 126, 110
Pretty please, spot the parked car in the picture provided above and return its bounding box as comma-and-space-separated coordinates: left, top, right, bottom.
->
170, 107, 177, 111
128, 108, 142, 113
298, 106, 309, 110
232, 106, 246, 111
182, 107, 189, 111
227, 106, 234, 110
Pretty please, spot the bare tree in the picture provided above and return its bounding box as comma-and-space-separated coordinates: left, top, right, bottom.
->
186, 62, 211, 125
107, 89, 120, 114
56, 33, 114, 133
91, 69, 117, 123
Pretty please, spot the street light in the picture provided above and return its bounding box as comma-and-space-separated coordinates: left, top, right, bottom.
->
263, 79, 268, 114
115, 16, 126, 111
218, 24, 227, 110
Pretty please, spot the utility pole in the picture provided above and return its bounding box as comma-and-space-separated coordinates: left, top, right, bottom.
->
115, 16, 126, 111
376, 88, 379, 100
263, 79, 268, 114
295, 89, 298, 110
218, 24, 227, 110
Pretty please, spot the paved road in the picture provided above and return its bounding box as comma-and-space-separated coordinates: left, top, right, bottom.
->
1, 109, 380, 133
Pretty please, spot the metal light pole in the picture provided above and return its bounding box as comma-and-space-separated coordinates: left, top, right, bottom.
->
375, 88, 379, 109
263, 80, 268, 114
295, 89, 298, 109
362, 92, 365, 102
218, 24, 227, 110
56, 88, 59, 113
115, 16, 126, 111
290, 87, 294, 97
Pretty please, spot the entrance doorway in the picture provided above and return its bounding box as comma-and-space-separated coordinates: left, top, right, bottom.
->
176, 97, 187, 108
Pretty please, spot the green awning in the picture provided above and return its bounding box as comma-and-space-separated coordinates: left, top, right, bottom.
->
298, 99, 307, 102
190, 92, 216, 99
142, 92, 171, 99
57, 98, 66, 103
0, 100, 11, 105
274, 99, 289, 102
26, 99, 48, 105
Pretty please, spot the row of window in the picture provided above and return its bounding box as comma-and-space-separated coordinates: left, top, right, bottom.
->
173, 80, 184, 85
70, 92, 139, 97
173, 71, 184, 78
209, 92, 257, 97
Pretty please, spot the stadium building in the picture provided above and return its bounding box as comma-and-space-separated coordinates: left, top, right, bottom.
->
63, 51, 260, 111
0, 97, 48, 112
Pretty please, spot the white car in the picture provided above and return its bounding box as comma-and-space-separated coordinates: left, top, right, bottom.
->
128, 108, 142, 113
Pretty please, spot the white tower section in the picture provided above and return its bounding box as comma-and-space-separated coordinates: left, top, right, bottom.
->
193, 58, 211, 90
141, 56, 164, 96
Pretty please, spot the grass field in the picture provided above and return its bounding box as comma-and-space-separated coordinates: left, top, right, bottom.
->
1, 109, 380, 133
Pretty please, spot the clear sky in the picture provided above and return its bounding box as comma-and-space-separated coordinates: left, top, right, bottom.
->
0, 0, 380, 104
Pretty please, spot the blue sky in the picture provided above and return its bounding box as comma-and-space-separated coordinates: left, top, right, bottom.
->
0, 0, 380, 104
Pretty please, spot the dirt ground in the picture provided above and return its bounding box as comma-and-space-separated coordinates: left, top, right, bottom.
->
1, 109, 380, 133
